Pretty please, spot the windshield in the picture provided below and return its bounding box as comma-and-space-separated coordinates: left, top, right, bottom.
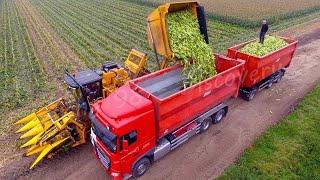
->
89, 112, 117, 153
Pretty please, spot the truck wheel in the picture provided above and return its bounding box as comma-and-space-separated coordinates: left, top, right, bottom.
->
267, 81, 273, 89
132, 157, 150, 178
246, 88, 257, 101
267, 76, 275, 89
275, 72, 284, 83
212, 109, 225, 124
200, 117, 212, 133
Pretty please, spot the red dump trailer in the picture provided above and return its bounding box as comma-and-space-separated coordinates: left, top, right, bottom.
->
89, 55, 244, 179
227, 36, 298, 100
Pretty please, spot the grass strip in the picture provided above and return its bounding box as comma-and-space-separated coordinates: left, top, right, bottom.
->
219, 85, 320, 179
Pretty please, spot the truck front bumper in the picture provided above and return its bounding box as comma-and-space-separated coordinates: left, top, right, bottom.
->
91, 128, 129, 179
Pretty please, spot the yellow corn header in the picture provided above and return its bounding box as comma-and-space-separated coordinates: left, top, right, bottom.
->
14, 99, 85, 169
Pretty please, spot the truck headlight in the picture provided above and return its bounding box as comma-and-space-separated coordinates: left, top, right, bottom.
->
111, 172, 120, 177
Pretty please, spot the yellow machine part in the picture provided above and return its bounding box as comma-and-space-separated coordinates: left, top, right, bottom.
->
102, 49, 148, 98
14, 100, 86, 169
14, 98, 68, 126
124, 49, 147, 78
147, 1, 198, 68
102, 67, 130, 98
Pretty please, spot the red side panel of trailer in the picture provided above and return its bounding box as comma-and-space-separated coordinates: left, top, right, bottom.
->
227, 36, 298, 88
130, 54, 245, 139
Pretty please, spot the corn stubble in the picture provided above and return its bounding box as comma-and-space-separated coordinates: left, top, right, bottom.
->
167, 10, 216, 87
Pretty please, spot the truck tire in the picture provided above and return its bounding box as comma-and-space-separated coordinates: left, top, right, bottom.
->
132, 157, 150, 178
267, 78, 274, 89
246, 88, 257, 101
275, 71, 284, 83
212, 109, 225, 124
275, 76, 281, 83
200, 117, 212, 133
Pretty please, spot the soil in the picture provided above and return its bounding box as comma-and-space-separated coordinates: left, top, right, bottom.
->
1, 15, 319, 180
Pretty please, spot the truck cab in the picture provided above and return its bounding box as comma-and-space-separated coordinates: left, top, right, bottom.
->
90, 85, 156, 179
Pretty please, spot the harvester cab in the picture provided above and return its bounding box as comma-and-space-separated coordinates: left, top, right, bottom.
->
64, 69, 102, 118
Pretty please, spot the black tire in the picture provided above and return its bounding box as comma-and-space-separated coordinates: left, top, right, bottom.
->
275, 72, 284, 83
200, 117, 212, 133
266, 76, 275, 89
246, 88, 257, 101
266, 81, 273, 89
275, 76, 281, 83
212, 109, 225, 124
132, 158, 151, 178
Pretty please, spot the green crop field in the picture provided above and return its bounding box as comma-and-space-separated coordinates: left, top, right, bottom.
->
139, 0, 320, 21
29, 0, 155, 68
0, 0, 47, 116
29, 0, 253, 70
219, 85, 320, 179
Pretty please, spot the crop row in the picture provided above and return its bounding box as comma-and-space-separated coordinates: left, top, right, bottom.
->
30, 0, 254, 69
30, 0, 154, 67
0, 0, 46, 113
20, 0, 76, 74
54, 0, 148, 56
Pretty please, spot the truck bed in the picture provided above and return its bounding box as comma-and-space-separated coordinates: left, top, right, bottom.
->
227, 36, 298, 88
130, 54, 245, 138
137, 68, 183, 99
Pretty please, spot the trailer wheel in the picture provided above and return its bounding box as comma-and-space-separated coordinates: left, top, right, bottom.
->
267, 81, 273, 89
266, 76, 275, 89
246, 88, 257, 101
212, 109, 225, 124
132, 157, 150, 178
275, 71, 284, 83
275, 76, 281, 83
200, 117, 212, 132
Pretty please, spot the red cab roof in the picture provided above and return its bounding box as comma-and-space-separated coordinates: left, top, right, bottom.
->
95, 85, 153, 127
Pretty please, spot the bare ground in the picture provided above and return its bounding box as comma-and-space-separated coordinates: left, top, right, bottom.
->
0, 17, 319, 180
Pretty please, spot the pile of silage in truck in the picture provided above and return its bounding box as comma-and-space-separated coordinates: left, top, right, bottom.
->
167, 10, 216, 87
241, 36, 288, 57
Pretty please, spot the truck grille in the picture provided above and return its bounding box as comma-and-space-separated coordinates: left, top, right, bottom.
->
96, 146, 110, 170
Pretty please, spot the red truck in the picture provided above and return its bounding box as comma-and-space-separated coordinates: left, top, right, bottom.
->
89, 54, 245, 179
89, 1, 298, 179
228, 37, 298, 100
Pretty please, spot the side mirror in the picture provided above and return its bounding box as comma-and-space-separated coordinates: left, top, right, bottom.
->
123, 140, 129, 150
